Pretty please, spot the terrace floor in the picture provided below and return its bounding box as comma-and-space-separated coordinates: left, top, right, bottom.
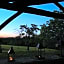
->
0, 55, 63, 64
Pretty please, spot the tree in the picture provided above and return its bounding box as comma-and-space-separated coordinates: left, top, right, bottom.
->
40, 24, 48, 48
20, 24, 40, 49
20, 24, 34, 51
40, 11, 64, 49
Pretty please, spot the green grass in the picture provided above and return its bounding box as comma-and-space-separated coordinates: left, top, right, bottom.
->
0, 45, 60, 59
0, 45, 38, 59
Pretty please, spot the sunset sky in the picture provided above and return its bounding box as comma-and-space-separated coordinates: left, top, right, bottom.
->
0, 2, 64, 38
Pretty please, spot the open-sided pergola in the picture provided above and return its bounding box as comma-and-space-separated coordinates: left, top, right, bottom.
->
0, 0, 64, 30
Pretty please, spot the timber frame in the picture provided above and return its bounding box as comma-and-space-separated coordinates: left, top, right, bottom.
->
0, 0, 64, 30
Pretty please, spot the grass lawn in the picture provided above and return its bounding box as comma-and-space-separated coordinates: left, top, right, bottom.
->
0, 45, 38, 59
0, 45, 60, 59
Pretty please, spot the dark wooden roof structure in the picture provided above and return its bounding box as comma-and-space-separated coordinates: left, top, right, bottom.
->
0, 0, 64, 30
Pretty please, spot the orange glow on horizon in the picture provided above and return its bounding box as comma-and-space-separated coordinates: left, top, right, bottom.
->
0, 32, 18, 38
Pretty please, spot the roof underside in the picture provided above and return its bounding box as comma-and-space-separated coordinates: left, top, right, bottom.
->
0, 0, 64, 30
0, 0, 64, 11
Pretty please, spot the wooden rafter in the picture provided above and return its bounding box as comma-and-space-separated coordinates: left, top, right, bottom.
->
24, 7, 64, 19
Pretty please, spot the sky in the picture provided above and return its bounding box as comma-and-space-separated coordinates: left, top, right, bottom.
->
0, 2, 64, 38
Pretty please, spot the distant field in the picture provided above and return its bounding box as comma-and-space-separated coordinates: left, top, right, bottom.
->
0, 45, 60, 59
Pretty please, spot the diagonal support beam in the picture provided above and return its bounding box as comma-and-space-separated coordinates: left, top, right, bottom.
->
0, 11, 23, 30
54, 2, 64, 12
24, 7, 64, 19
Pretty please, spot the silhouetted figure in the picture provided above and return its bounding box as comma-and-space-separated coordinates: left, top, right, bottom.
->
0, 45, 2, 53
8, 47, 15, 54
36, 43, 43, 56
8, 46, 15, 62
0, 39, 2, 53
27, 43, 29, 51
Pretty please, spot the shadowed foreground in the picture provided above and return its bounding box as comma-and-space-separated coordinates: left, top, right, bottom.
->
0, 58, 64, 64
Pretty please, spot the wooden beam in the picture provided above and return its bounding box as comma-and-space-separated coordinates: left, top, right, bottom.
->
54, 2, 64, 12
25, 0, 64, 6
0, 0, 64, 11
24, 7, 64, 19
0, 11, 23, 30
